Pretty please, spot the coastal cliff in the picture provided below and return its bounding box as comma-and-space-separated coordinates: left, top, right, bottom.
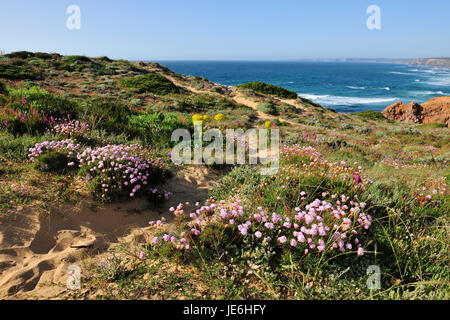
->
382, 96, 450, 126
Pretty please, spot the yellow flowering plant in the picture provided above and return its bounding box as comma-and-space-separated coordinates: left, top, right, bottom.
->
214, 113, 225, 122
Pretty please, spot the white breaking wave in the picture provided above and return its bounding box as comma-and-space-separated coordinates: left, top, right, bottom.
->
422, 69, 438, 74
413, 90, 445, 95
383, 87, 390, 91
347, 86, 366, 90
389, 71, 411, 75
425, 75, 450, 86
299, 93, 398, 106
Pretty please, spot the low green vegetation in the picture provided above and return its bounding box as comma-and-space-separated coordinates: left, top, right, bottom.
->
256, 101, 278, 115
0, 63, 41, 80
351, 110, 387, 121
238, 81, 298, 99
119, 73, 185, 95
0, 81, 7, 95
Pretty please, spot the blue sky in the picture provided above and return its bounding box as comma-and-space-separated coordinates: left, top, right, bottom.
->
1, 0, 449, 60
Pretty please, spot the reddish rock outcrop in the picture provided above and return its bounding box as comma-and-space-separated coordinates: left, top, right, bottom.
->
421, 96, 450, 125
382, 97, 450, 126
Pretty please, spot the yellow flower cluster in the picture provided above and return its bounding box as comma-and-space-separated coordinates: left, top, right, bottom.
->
192, 114, 203, 123
192, 113, 225, 124
214, 113, 225, 122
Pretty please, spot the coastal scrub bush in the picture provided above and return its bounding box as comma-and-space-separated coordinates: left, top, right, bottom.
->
210, 165, 265, 201
64, 55, 92, 63
9, 87, 78, 118
4, 117, 48, 136
34, 150, 79, 173
237, 82, 297, 99
119, 73, 185, 95
0, 63, 41, 80
256, 102, 278, 116
0, 132, 52, 161
350, 110, 386, 121
4, 51, 36, 59
129, 112, 193, 147
0, 81, 7, 95
78, 98, 134, 133
96, 56, 113, 62
58, 55, 96, 72
34, 52, 59, 60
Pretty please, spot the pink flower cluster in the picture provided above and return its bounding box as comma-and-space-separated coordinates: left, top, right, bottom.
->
52, 119, 90, 137
152, 194, 372, 257
27, 139, 81, 162
281, 145, 322, 161
77, 144, 168, 200
0, 120, 8, 130
281, 144, 373, 190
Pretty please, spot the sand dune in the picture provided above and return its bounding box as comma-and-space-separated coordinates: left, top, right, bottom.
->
0, 166, 216, 299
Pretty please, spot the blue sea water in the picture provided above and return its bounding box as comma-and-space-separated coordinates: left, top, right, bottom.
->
156, 61, 450, 113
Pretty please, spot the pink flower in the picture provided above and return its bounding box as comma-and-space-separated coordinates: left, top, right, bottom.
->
357, 247, 364, 256
290, 239, 297, 247
278, 236, 287, 243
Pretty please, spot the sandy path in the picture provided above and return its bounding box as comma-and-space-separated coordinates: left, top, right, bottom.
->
0, 165, 217, 299
166, 74, 312, 126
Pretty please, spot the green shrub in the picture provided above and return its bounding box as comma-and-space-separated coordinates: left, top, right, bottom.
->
237, 82, 297, 99
279, 103, 296, 113
34, 150, 78, 173
96, 56, 112, 62
0, 132, 51, 161
300, 97, 323, 109
0, 63, 41, 80
129, 112, 192, 147
119, 73, 185, 95
9, 87, 78, 118
34, 52, 59, 60
350, 110, 386, 121
420, 123, 448, 129
3, 118, 48, 136
4, 51, 35, 59
0, 81, 7, 95
210, 165, 264, 201
64, 55, 92, 64
78, 98, 135, 133
355, 126, 371, 134
57, 55, 98, 72
256, 102, 278, 115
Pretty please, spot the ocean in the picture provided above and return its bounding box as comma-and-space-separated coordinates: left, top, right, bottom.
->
156, 61, 450, 113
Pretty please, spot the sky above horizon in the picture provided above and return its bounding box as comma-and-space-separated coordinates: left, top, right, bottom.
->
1, 0, 449, 61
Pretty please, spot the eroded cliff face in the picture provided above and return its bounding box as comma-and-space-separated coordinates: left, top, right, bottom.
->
382, 96, 450, 126
405, 58, 450, 68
